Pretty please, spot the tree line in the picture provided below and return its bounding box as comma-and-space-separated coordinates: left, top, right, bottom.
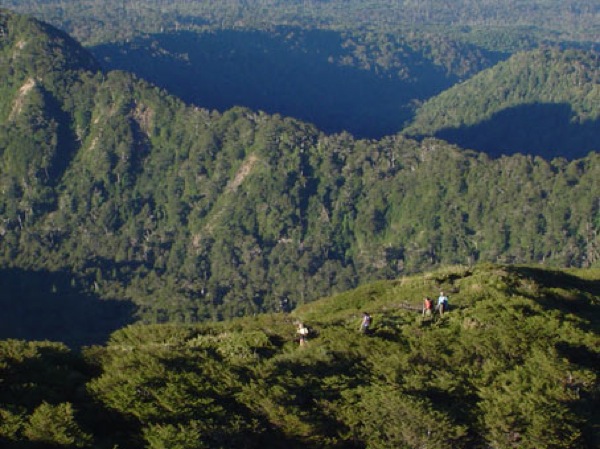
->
5, 0, 599, 48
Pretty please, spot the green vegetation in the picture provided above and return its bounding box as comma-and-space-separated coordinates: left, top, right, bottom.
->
5, 0, 599, 48
89, 28, 503, 139
1, 264, 599, 448
403, 48, 600, 158
7, 1, 599, 140
1, 11, 600, 330
4, 2, 598, 140
0, 13, 598, 447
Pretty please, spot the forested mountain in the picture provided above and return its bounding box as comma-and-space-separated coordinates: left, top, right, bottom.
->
1, 264, 599, 448
1, 10, 600, 336
1, 11, 599, 448
90, 28, 502, 138
403, 48, 600, 159
7, 1, 599, 141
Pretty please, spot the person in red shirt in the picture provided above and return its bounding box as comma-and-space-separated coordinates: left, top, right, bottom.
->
423, 297, 433, 319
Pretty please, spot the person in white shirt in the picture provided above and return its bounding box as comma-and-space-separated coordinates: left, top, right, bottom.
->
297, 322, 309, 346
359, 312, 372, 334
437, 292, 448, 316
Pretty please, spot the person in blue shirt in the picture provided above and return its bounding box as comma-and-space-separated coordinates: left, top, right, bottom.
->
437, 292, 448, 316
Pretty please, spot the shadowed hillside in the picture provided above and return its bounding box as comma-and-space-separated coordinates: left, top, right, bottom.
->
404, 48, 600, 159
0, 268, 137, 347
434, 102, 600, 159
91, 29, 486, 139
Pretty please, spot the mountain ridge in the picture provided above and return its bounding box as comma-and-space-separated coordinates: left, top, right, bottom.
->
1, 263, 598, 448
1, 10, 599, 327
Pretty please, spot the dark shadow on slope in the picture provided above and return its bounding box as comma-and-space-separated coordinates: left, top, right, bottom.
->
507, 265, 600, 297
0, 267, 137, 348
91, 29, 462, 139
0, 342, 140, 449
555, 342, 600, 372
42, 86, 81, 185
505, 265, 600, 331
434, 103, 600, 160
269, 352, 368, 440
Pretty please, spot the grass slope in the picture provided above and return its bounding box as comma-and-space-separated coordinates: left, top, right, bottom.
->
2, 263, 598, 448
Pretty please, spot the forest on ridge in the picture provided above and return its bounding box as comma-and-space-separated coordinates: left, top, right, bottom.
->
0, 5, 599, 449
0, 9, 599, 333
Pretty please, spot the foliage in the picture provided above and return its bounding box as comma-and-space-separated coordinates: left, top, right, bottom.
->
24, 401, 92, 447
1, 11, 600, 329
0, 264, 598, 448
0, 340, 96, 447
3, 2, 596, 142
404, 48, 600, 159
5, 0, 599, 48
1, 10, 598, 448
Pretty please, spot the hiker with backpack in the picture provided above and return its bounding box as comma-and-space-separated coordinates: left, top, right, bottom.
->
359, 312, 372, 334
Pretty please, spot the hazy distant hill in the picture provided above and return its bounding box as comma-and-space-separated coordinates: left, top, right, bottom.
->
403, 48, 600, 159
1, 10, 600, 332
1, 264, 598, 448
6, 0, 600, 47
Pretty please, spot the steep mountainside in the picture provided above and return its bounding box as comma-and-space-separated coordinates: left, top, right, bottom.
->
403, 48, 600, 159
0, 9, 99, 105
1, 11, 600, 330
1, 264, 598, 448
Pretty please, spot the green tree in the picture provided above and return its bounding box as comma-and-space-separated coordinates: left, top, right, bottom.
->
24, 402, 92, 447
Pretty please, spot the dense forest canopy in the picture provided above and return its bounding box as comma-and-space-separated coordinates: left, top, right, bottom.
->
5, 0, 600, 48
90, 27, 504, 139
404, 48, 600, 158
0, 10, 598, 448
0, 10, 599, 331
0, 264, 599, 448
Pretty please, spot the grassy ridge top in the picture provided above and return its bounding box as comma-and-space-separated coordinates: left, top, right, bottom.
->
1, 263, 598, 448
86, 263, 600, 448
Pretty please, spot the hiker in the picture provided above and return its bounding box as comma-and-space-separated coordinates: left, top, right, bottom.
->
279, 297, 290, 313
437, 291, 448, 316
423, 297, 433, 318
296, 322, 309, 346
359, 312, 372, 334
